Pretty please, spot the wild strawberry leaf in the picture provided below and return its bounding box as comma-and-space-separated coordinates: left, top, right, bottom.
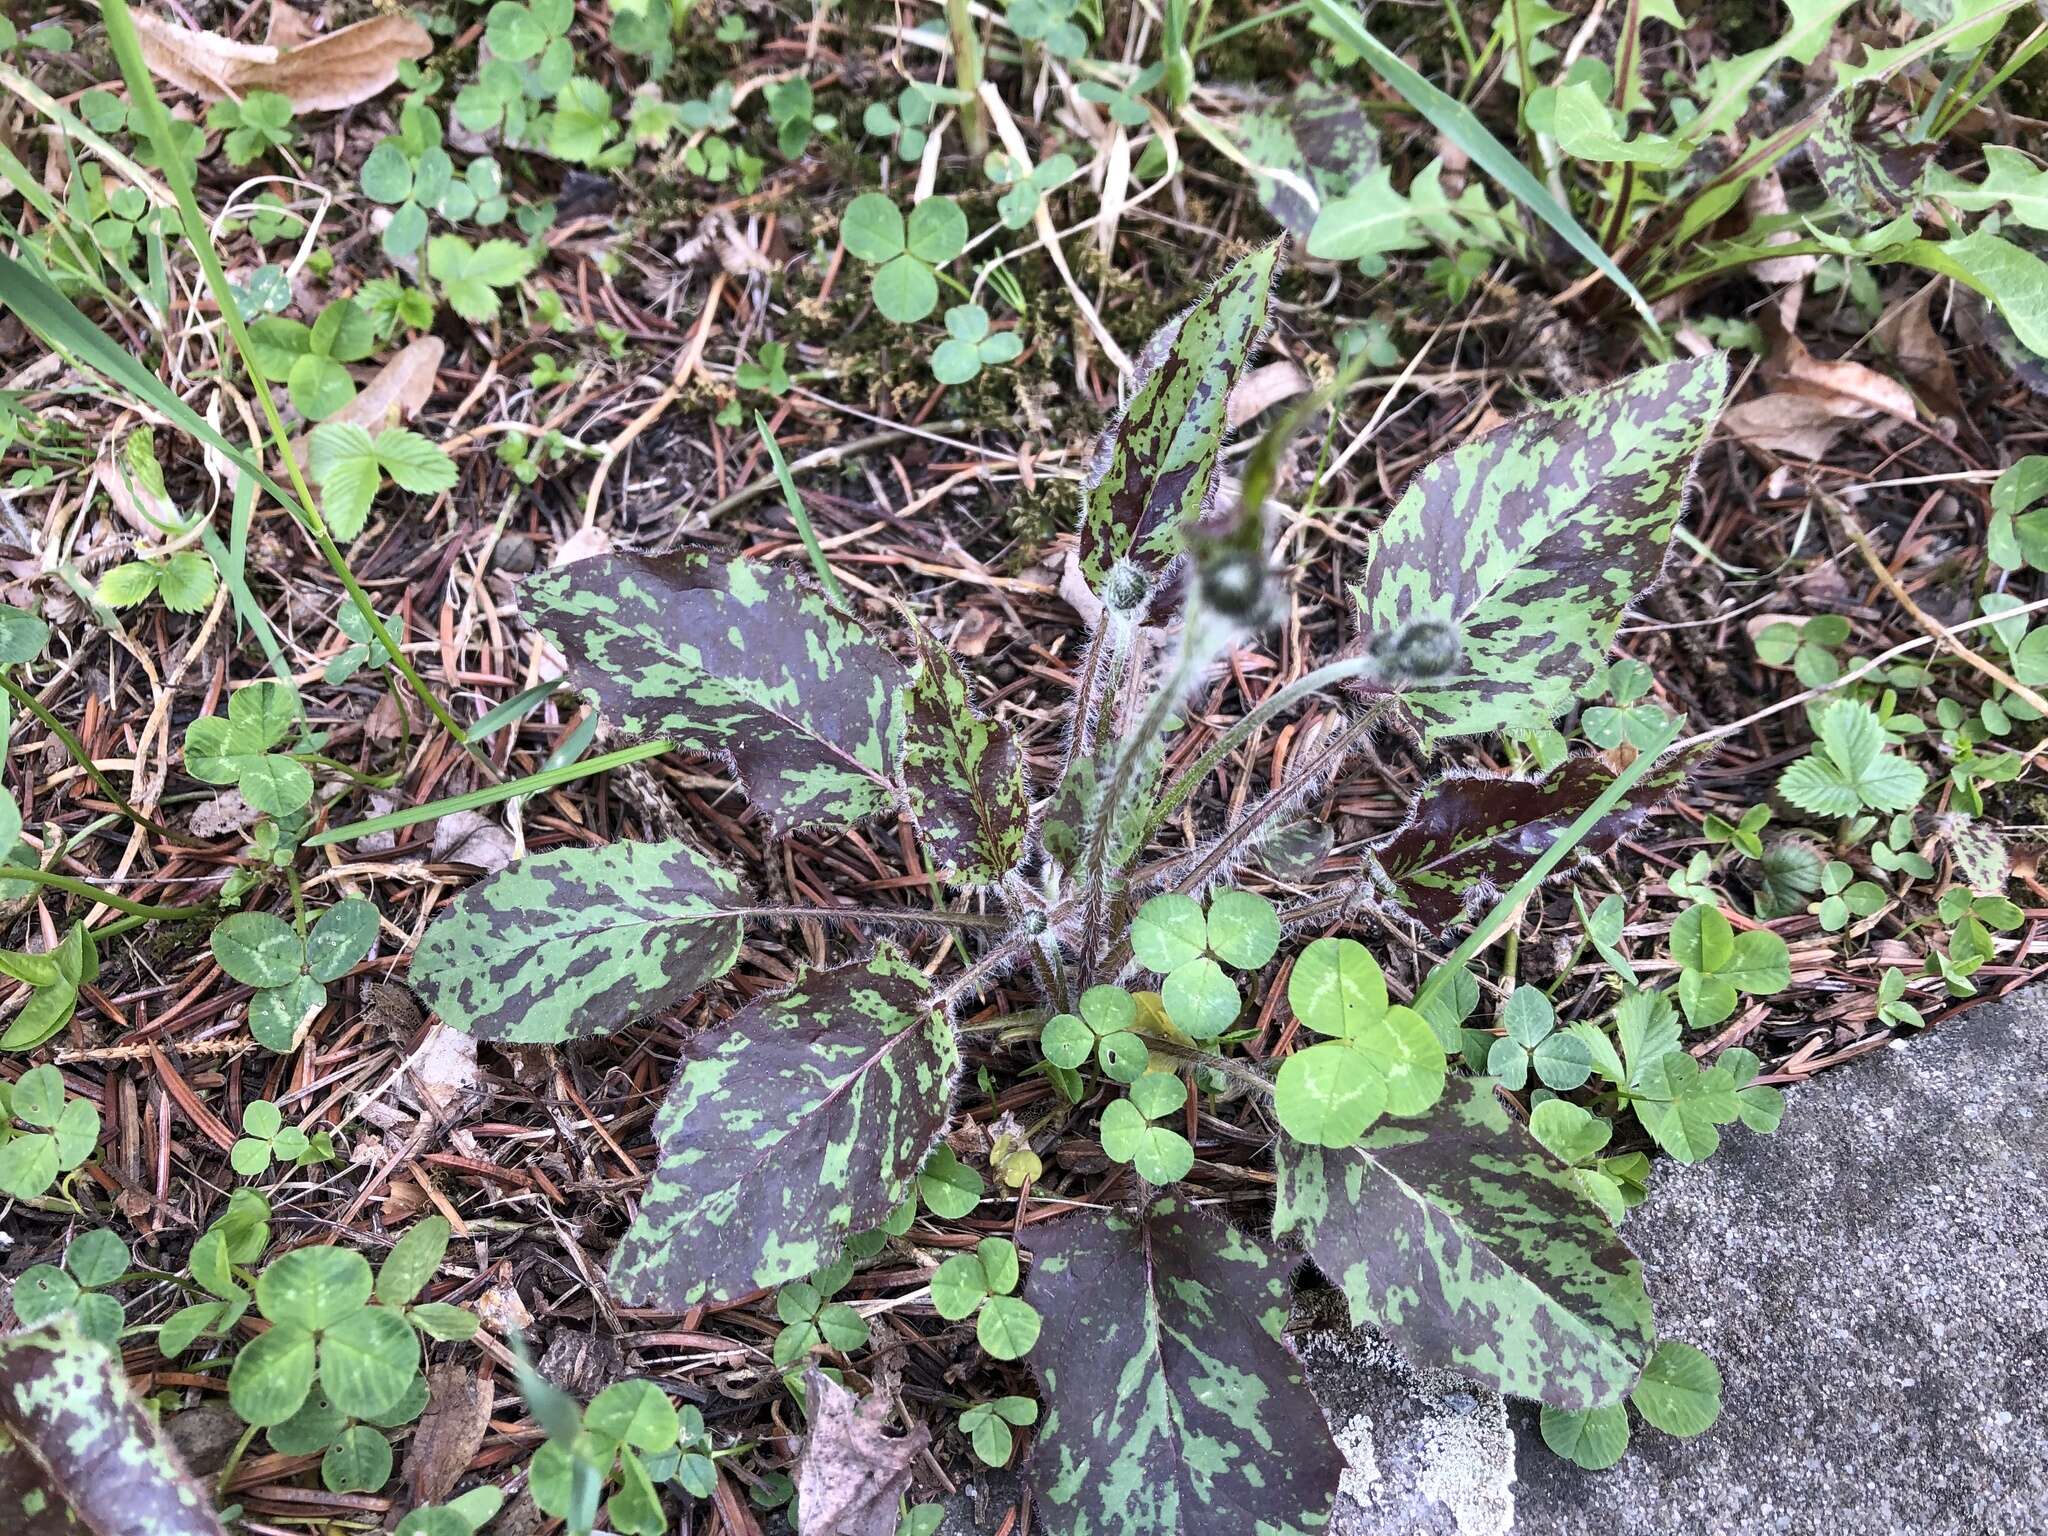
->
413, 839, 747, 1043
608, 946, 958, 1307
1273, 1074, 1655, 1410
900, 623, 1030, 888
1076, 242, 1280, 608
1021, 1196, 1344, 1536
1367, 750, 1696, 927
0, 1314, 227, 1536
525, 553, 910, 831
1351, 356, 1728, 745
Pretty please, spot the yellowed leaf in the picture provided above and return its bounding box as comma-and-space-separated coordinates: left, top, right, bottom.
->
133, 9, 429, 112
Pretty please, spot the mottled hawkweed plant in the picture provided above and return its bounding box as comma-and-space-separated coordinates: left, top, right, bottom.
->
415, 242, 1742, 1526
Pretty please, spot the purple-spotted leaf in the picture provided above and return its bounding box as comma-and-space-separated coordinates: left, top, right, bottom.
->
1077, 242, 1281, 609
413, 839, 747, 1043
1274, 1075, 1654, 1410
1366, 750, 1697, 927
1351, 356, 1728, 745
900, 623, 1029, 888
1233, 81, 1381, 236
0, 1313, 227, 1536
608, 946, 958, 1307
525, 553, 910, 831
1022, 1196, 1343, 1536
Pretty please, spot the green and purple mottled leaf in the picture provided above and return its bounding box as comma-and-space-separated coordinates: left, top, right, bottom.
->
1809, 86, 1932, 220
1273, 1075, 1654, 1410
412, 839, 746, 1043
1022, 1196, 1343, 1536
1367, 750, 1696, 928
0, 1314, 226, 1536
608, 946, 958, 1307
1077, 243, 1281, 606
525, 553, 910, 831
1351, 356, 1728, 745
1232, 82, 1380, 236
900, 623, 1030, 888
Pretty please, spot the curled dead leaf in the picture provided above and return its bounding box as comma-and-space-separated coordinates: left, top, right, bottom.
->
407, 1363, 493, 1506
133, 8, 429, 112
795, 1369, 928, 1536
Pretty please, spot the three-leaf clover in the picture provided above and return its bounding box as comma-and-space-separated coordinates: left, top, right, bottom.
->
931, 305, 1024, 385
864, 84, 945, 160
1811, 859, 1886, 932
984, 149, 1079, 228
916, 1144, 984, 1217
839, 193, 967, 324
1754, 614, 1850, 687
1099, 1071, 1195, 1185
1669, 903, 1790, 1028
227, 1245, 423, 1427
248, 298, 376, 420
959, 1395, 1039, 1465
307, 423, 459, 540
765, 76, 836, 158
1875, 965, 1926, 1029
1777, 699, 1928, 817
930, 1236, 1042, 1359
1006, 0, 1087, 57
1581, 657, 1670, 749
771, 1260, 870, 1369
1130, 889, 1280, 1039
735, 340, 793, 395
231, 1098, 335, 1176
98, 550, 218, 614
1273, 937, 1446, 1147
11, 1228, 129, 1347
1701, 803, 1772, 859
0, 1064, 99, 1200
1040, 983, 1150, 1082
208, 89, 295, 166
183, 680, 312, 818
427, 235, 536, 323
210, 898, 379, 1051
1487, 987, 1591, 1092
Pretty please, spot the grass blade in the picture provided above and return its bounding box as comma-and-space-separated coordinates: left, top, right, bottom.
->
1302, 0, 1658, 328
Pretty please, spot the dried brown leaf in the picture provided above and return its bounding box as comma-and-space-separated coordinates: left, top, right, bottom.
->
133, 9, 429, 112
407, 1363, 492, 1506
1874, 286, 1962, 423
795, 1369, 928, 1536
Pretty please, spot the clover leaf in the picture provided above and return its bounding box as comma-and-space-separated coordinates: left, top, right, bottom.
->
960, 1395, 1039, 1465
1275, 937, 1447, 1146
1669, 903, 1791, 1028
211, 898, 379, 1052
426, 234, 536, 323
930, 304, 1025, 384
839, 193, 967, 323
0, 1062, 99, 1200
1100, 1073, 1195, 1185
1487, 987, 1592, 1091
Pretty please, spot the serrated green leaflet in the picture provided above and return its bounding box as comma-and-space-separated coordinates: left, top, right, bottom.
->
413, 839, 746, 1043
608, 946, 957, 1307
0, 1314, 226, 1536
1351, 356, 1728, 745
1023, 1197, 1344, 1536
1077, 243, 1280, 603
1274, 1075, 1654, 1409
901, 622, 1029, 888
525, 552, 910, 831
1369, 752, 1696, 926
